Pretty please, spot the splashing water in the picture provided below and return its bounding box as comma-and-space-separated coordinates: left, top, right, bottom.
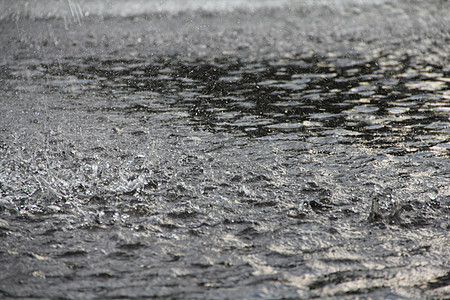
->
0, 0, 449, 299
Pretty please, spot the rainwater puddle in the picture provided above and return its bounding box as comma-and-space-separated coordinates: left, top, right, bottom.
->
21, 53, 450, 155
1, 2, 450, 298
1, 51, 450, 300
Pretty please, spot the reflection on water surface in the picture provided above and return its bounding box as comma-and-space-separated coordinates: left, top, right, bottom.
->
28, 53, 449, 155
1, 4, 449, 295
0, 7, 450, 299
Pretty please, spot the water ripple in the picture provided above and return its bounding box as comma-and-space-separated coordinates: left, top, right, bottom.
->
14, 53, 446, 155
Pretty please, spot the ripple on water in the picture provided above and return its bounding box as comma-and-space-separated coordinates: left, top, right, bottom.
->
1, 2, 450, 297
20, 53, 446, 156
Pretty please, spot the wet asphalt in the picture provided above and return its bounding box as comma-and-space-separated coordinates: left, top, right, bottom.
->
1, 1, 449, 299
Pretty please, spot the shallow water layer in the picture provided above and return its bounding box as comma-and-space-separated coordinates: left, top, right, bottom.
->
34, 53, 450, 153
1, 1, 449, 299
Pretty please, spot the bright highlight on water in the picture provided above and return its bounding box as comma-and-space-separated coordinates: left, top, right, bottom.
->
0, 0, 449, 299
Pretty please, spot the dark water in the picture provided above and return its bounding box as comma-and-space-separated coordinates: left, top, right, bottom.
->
38, 54, 449, 150
1, 1, 449, 299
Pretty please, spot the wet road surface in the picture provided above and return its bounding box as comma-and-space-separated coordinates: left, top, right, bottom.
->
1, 0, 449, 298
